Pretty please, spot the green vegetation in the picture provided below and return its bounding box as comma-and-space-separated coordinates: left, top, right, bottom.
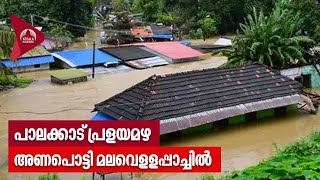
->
38, 174, 60, 180
0, 0, 94, 38
222, 7, 314, 69
46, 24, 73, 51
0, 25, 33, 89
199, 131, 320, 180
0, 76, 33, 88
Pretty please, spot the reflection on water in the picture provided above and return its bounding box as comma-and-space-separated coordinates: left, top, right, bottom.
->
1, 58, 319, 180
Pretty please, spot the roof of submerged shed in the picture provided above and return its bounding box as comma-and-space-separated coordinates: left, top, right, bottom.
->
100, 46, 156, 61
52, 49, 120, 67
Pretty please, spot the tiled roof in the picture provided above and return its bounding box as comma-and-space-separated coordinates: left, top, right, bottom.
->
100, 46, 156, 61
94, 64, 302, 122
131, 26, 153, 37
52, 49, 120, 67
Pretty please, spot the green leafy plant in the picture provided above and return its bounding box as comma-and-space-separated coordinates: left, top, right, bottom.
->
186, 28, 203, 39
222, 7, 314, 69
201, 131, 320, 180
0, 76, 33, 88
38, 173, 60, 180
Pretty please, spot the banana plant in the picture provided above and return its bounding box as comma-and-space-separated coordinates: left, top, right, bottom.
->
222, 7, 314, 69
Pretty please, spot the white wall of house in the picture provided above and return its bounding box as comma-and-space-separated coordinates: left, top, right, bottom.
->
11, 63, 50, 73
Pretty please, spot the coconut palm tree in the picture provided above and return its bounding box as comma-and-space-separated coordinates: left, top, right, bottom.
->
222, 7, 314, 69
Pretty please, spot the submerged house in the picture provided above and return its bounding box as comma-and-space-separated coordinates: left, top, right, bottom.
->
150, 24, 173, 41
1, 46, 54, 73
100, 46, 169, 69
51, 49, 134, 75
130, 26, 153, 42
280, 64, 320, 88
91, 63, 311, 135
131, 42, 204, 63
49, 68, 88, 85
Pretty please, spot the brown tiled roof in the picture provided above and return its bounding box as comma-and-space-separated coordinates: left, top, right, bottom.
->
94, 63, 302, 122
131, 26, 153, 37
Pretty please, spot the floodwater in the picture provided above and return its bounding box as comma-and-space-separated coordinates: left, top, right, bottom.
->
0, 56, 319, 180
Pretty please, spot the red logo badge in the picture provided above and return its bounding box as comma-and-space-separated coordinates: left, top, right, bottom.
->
10, 15, 45, 60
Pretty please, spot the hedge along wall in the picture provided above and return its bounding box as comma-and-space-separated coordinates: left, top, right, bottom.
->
302, 65, 320, 88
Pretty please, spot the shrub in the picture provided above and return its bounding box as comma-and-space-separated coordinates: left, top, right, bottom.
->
202, 131, 320, 180
38, 173, 60, 180
186, 28, 203, 39
222, 7, 314, 69
0, 76, 33, 88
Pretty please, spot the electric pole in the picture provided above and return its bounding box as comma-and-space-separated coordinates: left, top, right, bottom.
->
92, 41, 96, 78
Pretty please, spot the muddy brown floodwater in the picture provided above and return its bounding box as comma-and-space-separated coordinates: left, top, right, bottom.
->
0, 56, 319, 180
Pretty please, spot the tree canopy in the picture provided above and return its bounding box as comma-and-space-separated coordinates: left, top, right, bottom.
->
0, 0, 94, 38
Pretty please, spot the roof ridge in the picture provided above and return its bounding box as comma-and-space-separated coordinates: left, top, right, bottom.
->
154, 63, 267, 78
93, 75, 156, 117
136, 75, 158, 119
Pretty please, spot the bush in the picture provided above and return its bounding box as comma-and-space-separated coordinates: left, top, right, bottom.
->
202, 131, 320, 180
38, 173, 60, 180
313, 25, 320, 43
0, 76, 33, 88
185, 28, 203, 39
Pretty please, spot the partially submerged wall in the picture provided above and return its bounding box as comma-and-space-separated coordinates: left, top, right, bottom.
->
302, 65, 320, 88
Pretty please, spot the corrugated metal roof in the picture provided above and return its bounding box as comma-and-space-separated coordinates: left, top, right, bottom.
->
280, 67, 302, 80
1, 55, 54, 68
52, 49, 120, 67
131, 42, 204, 60
82, 65, 134, 75
213, 38, 232, 46
153, 34, 173, 40
125, 56, 169, 69
100, 46, 156, 61
21, 46, 51, 57
91, 112, 114, 120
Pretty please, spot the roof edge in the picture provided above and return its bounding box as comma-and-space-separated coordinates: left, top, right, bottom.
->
160, 94, 303, 135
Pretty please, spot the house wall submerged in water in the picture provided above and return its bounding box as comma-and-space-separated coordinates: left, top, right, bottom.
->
280, 64, 320, 88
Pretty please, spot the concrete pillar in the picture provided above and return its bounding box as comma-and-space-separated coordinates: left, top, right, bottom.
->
275, 106, 287, 117
213, 119, 228, 130
245, 112, 257, 122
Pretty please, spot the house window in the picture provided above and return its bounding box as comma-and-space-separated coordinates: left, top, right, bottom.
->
34, 64, 40, 68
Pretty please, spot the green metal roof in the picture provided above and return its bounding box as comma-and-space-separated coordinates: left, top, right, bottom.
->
49, 68, 88, 80
21, 46, 51, 58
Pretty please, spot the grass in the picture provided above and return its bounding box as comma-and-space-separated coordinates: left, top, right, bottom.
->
199, 131, 320, 180
0, 75, 33, 88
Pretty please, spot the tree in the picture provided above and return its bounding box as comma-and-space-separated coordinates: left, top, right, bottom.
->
46, 0, 94, 38
111, 0, 131, 12
0, 0, 94, 38
280, 0, 320, 36
222, 7, 314, 69
199, 16, 217, 41
0, 27, 15, 77
46, 24, 73, 50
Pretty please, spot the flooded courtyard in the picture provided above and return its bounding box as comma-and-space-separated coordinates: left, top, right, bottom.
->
0, 56, 319, 180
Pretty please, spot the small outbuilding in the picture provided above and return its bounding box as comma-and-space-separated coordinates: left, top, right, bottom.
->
1, 46, 54, 73
131, 42, 204, 63
49, 69, 88, 85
